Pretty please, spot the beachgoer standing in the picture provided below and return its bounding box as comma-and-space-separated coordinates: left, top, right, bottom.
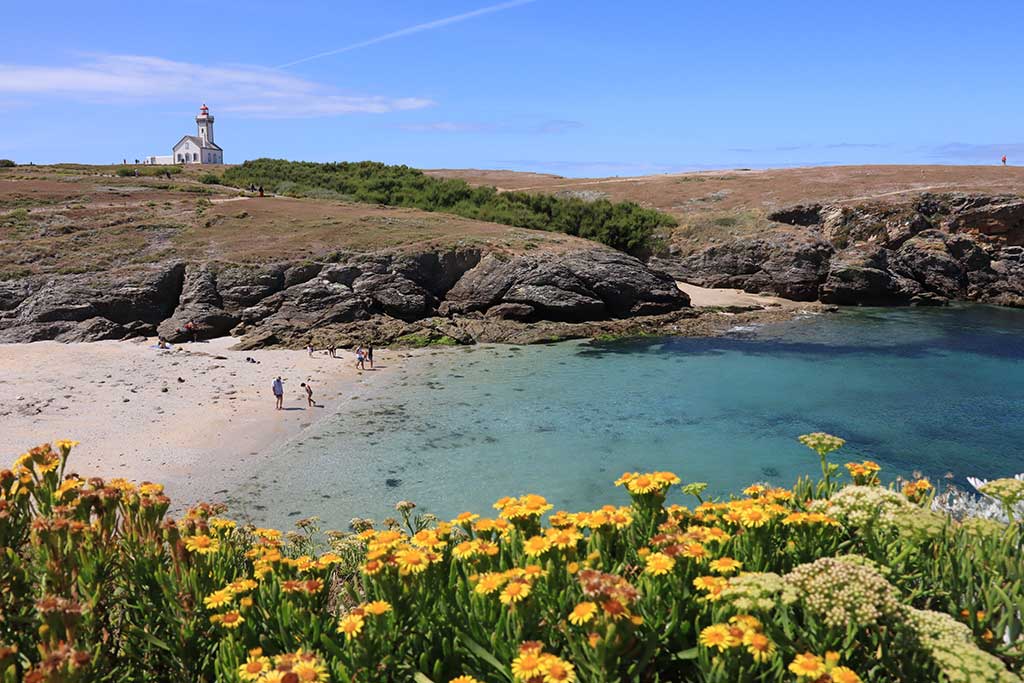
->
1003, 155, 1008, 166
366, 344, 374, 369
272, 376, 284, 410
185, 319, 197, 342
306, 343, 314, 357
355, 346, 366, 370
258, 185, 265, 198
300, 382, 316, 407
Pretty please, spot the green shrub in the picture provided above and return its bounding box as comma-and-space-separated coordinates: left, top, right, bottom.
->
198, 173, 221, 185
0, 159, 15, 168
222, 159, 676, 254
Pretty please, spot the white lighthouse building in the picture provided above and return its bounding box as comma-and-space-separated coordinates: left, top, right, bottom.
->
144, 104, 224, 165
173, 104, 223, 164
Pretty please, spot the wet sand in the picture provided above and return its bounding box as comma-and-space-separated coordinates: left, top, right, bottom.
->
0, 337, 419, 507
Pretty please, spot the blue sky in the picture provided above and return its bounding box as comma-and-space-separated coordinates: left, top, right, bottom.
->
1, 0, 1021, 176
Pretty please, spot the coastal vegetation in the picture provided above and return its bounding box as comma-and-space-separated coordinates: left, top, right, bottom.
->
221, 160, 676, 254
3, 437, 1023, 682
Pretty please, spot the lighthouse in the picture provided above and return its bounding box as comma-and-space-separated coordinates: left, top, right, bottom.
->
196, 103, 215, 146
162, 103, 224, 164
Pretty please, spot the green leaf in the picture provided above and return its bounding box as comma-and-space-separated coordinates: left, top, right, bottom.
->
413, 673, 436, 683
676, 646, 699, 660
456, 629, 512, 682
137, 629, 174, 652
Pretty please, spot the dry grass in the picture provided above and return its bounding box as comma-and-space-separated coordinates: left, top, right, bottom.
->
427, 164, 1024, 252
0, 166, 582, 278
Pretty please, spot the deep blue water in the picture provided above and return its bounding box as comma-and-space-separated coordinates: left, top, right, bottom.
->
230, 305, 1024, 530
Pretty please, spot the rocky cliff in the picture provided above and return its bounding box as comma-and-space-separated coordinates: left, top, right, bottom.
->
0, 245, 690, 346
658, 193, 1024, 307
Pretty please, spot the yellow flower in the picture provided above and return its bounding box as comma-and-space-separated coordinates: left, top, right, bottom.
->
744, 632, 776, 663
499, 581, 532, 605
229, 578, 258, 593
218, 611, 244, 629
452, 541, 478, 559
237, 655, 271, 681
546, 527, 582, 550
474, 573, 507, 595
523, 535, 552, 556
203, 589, 234, 609
568, 601, 597, 625
338, 614, 365, 639
788, 653, 826, 679
453, 511, 479, 524
680, 542, 708, 562
830, 667, 862, 683
450, 677, 482, 683
626, 474, 660, 495
709, 557, 742, 574
394, 547, 431, 575
363, 600, 392, 616
699, 624, 738, 651
412, 529, 446, 550
643, 552, 676, 576
184, 535, 220, 555
511, 652, 544, 680
293, 660, 329, 682
540, 655, 576, 683
738, 507, 771, 528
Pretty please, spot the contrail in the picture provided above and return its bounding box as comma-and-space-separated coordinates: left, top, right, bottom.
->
276, 0, 538, 69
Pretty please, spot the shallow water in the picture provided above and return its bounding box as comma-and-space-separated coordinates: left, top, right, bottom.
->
230, 304, 1024, 530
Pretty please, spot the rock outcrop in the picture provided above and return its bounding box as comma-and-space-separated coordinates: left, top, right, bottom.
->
655, 229, 832, 301
671, 192, 1024, 308
0, 245, 690, 346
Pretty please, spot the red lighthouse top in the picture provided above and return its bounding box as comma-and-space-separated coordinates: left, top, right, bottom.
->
200, 104, 209, 114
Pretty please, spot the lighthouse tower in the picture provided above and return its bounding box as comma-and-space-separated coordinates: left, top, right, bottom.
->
196, 103, 215, 145
167, 103, 225, 164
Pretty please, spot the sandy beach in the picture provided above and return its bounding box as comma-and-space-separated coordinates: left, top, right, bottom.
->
0, 336, 416, 507
677, 282, 812, 309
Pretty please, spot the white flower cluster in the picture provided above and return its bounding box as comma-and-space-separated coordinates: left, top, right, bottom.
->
828, 485, 913, 528
903, 607, 1020, 683
785, 556, 900, 629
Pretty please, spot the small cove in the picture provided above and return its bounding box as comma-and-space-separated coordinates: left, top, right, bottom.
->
228, 304, 1024, 530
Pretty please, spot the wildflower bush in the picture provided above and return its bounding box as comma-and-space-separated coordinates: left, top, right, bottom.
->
1, 437, 1023, 682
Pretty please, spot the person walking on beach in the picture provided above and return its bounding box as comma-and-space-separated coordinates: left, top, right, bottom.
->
306, 343, 314, 358
272, 376, 284, 410
355, 346, 366, 370
366, 343, 374, 369
258, 185, 265, 197
184, 319, 198, 343
300, 382, 317, 408
1002, 155, 1008, 166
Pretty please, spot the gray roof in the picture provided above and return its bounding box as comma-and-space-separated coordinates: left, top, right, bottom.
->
173, 135, 223, 152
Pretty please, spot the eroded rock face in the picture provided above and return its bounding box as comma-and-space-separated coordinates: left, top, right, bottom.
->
0, 264, 185, 343
442, 250, 688, 322
0, 245, 689, 345
666, 229, 832, 301
671, 192, 1024, 308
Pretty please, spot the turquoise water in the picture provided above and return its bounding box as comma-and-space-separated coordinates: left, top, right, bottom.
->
230, 305, 1024, 530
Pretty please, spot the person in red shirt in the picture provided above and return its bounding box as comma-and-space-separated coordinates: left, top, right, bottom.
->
1002, 155, 1007, 166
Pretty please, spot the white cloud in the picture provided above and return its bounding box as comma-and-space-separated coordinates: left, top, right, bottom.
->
0, 54, 434, 118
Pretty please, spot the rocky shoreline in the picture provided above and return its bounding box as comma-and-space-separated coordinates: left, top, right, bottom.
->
656, 192, 1024, 308
0, 243, 708, 347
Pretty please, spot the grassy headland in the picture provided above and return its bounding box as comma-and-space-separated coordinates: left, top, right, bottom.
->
221, 159, 677, 254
